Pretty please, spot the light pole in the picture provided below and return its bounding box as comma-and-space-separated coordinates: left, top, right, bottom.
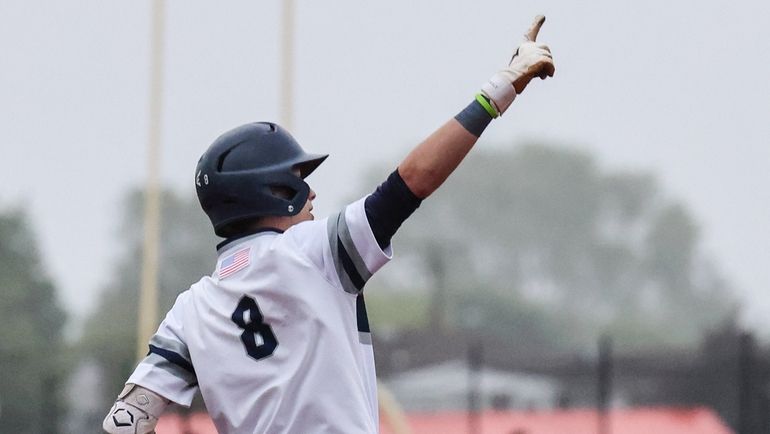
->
280, 0, 295, 131
136, 0, 166, 361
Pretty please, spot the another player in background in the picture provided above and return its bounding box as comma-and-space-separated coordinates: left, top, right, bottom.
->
104, 15, 555, 434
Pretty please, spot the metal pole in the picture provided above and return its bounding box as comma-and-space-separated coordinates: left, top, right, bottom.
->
738, 332, 754, 434
468, 341, 482, 434
136, 0, 166, 361
280, 0, 295, 131
597, 336, 612, 434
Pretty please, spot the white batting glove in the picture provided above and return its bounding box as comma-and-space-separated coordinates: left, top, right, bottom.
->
103, 384, 169, 434
480, 15, 556, 117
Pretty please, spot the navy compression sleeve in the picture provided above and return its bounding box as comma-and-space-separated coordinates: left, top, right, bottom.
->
364, 170, 422, 249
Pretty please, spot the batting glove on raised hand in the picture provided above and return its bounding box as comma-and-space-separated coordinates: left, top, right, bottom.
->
480, 15, 555, 117
103, 384, 169, 434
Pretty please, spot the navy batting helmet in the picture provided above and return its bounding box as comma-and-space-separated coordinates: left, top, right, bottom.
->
195, 122, 328, 237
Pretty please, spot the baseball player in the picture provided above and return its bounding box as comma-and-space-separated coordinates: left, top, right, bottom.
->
103, 15, 554, 434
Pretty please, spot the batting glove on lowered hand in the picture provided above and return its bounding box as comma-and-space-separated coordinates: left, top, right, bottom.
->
103, 384, 169, 434
479, 15, 555, 117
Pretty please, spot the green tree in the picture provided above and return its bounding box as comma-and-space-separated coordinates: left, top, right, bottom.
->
79, 190, 217, 400
366, 143, 737, 350
0, 207, 68, 434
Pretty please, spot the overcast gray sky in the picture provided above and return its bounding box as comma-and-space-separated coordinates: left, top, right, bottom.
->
1, 1, 769, 336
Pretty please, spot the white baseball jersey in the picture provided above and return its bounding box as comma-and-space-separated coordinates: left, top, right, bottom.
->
127, 197, 392, 433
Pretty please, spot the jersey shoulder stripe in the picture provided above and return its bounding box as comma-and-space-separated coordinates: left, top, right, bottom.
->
143, 351, 198, 387
127, 291, 199, 406
144, 333, 197, 386
148, 345, 195, 375
327, 209, 372, 294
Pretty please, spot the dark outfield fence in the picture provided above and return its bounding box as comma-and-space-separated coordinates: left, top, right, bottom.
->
375, 328, 770, 434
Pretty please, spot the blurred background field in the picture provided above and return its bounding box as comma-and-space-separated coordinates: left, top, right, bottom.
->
1, 1, 769, 433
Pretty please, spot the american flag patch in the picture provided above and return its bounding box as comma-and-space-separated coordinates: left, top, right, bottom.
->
219, 248, 250, 279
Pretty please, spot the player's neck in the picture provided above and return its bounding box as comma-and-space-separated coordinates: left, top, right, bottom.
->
256, 215, 296, 232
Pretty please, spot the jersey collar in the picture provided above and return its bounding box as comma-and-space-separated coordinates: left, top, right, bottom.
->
216, 227, 283, 253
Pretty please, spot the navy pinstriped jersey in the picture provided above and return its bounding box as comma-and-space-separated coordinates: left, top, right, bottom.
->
127, 197, 391, 433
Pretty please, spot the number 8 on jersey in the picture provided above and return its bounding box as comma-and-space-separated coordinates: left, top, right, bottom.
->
231, 295, 279, 361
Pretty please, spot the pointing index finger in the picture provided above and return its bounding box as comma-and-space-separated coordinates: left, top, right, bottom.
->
525, 15, 546, 42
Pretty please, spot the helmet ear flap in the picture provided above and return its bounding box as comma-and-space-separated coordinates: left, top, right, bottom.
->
211, 174, 310, 237
266, 174, 310, 216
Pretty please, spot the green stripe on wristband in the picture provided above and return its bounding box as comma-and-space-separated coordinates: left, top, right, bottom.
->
475, 93, 499, 118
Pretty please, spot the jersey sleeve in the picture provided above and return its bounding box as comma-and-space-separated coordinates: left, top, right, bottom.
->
126, 292, 199, 407
287, 196, 393, 294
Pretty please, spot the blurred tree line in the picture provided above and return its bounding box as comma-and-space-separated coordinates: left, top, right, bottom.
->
363, 143, 737, 351
0, 141, 740, 431
0, 208, 67, 433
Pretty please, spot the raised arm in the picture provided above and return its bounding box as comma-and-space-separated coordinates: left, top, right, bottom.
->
363, 16, 554, 249
397, 119, 479, 199
398, 15, 555, 199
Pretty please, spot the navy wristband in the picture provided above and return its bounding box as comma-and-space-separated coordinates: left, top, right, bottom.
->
454, 98, 494, 137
